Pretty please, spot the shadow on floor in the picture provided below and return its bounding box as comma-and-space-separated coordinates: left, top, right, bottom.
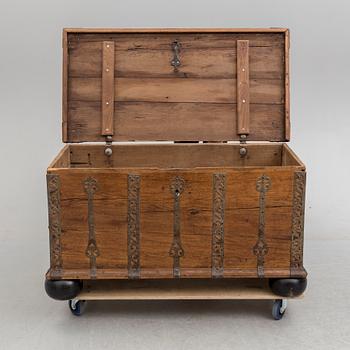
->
75, 299, 274, 319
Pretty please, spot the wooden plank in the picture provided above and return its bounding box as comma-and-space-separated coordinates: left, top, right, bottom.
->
77, 279, 293, 300
67, 32, 285, 49
66, 143, 285, 168
68, 46, 284, 79
69, 77, 284, 104
237, 40, 250, 135
284, 29, 290, 140
67, 102, 285, 142
48, 266, 307, 280
139, 173, 174, 276
47, 144, 70, 168
65, 28, 289, 33
59, 172, 128, 272
225, 168, 294, 209
62, 30, 68, 142
282, 144, 306, 168
101, 41, 115, 136
50, 144, 305, 171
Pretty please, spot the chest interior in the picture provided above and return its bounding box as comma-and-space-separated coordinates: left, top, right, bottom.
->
51, 143, 303, 169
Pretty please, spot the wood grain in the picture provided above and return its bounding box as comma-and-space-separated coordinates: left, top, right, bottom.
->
48, 144, 69, 168
69, 77, 283, 104
62, 30, 68, 142
46, 147, 306, 280
66, 143, 289, 169
284, 29, 290, 140
68, 45, 284, 79
78, 278, 303, 300
282, 144, 306, 168
67, 32, 285, 49
65, 28, 288, 33
67, 101, 285, 142
63, 29, 288, 142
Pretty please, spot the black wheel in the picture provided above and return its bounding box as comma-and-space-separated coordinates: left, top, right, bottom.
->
269, 278, 307, 297
45, 279, 82, 300
272, 299, 286, 320
68, 300, 87, 316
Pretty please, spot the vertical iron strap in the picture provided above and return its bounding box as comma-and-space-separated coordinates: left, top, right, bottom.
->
290, 171, 306, 276
211, 173, 226, 278
127, 174, 141, 279
253, 174, 271, 278
83, 177, 99, 279
169, 176, 185, 278
47, 174, 62, 278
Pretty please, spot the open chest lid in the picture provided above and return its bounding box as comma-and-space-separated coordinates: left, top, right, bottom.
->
63, 28, 290, 143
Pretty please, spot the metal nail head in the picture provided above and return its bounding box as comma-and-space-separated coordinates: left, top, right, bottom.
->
105, 147, 113, 156
239, 147, 247, 156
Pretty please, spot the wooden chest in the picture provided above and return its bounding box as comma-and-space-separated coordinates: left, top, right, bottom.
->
45, 28, 307, 300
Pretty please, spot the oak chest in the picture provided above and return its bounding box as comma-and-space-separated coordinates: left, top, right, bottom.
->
45, 28, 307, 300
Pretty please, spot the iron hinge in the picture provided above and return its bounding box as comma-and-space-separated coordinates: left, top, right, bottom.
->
239, 134, 248, 157
104, 135, 113, 156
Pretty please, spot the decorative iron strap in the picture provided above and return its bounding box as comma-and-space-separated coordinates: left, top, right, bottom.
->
127, 175, 141, 279
211, 173, 226, 278
253, 174, 271, 278
169, 176, 185, 278
171, 40, 181, 71
47, 174, 62, 278
83, 177, 99, 279
291, 171, 306, 275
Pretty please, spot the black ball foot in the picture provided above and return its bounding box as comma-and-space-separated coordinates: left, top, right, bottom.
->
269, 278, 307, 297
45, 279, 82, 300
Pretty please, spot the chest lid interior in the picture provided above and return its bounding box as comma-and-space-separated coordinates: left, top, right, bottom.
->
63, 28, 290, 143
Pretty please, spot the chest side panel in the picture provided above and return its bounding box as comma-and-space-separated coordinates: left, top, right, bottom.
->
64, 29, 289, 142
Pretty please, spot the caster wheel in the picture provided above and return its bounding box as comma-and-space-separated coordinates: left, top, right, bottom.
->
269, 278, 307, 297
272, 299, 287, 320
68, 299, 87, 316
